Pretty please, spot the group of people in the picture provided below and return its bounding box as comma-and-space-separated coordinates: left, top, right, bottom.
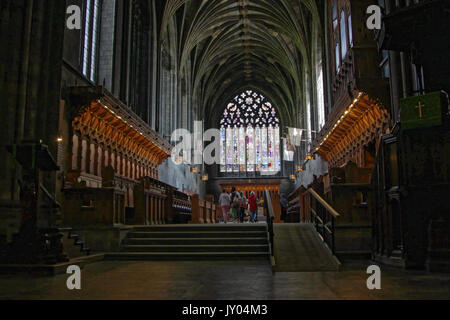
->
218, 188, 259, 223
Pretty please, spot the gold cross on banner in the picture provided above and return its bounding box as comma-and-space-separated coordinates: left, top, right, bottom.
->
416, 101, 425, 118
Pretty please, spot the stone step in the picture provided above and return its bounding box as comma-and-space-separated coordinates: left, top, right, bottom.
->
112, 224, 271, 261
123, 237, 269, 245
131, 225, 267, 232
127, 231, 267, 239
105, 252, 270, 261
121, 244, 269, 253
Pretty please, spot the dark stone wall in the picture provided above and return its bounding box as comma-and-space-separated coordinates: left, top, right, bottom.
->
98, 0, 116, 91
0, 0, 66, 241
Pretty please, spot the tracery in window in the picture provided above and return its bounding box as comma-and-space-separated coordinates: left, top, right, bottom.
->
82, 0, 101, 82
219, 90, 281, 174
340, 9, 348, 60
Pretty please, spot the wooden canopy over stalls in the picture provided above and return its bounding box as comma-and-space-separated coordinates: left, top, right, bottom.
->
313, 92, 390, 168
66, 86, 172, 184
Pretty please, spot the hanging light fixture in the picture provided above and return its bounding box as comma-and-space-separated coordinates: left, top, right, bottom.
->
296, 165, 304, 172
290, 174, 297, 181
190, 166, 199, 174
201, 174, 209, 182
305, 152, 314, 161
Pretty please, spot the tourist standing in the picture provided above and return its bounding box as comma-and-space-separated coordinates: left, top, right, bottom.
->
239, 191, 247, 223
248, 191, 258, 223
230, 187, 241, 222
219, 190, 231, 223
280, 194, 289, 222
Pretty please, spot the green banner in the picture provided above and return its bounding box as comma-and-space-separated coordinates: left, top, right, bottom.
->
401, 92, 442, 130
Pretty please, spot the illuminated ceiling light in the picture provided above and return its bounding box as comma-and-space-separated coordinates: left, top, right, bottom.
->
290, 174, 297, 181
190, 167, 199, 174
305, 152, 314, 161
296, 165, 304, 172
57, 137, 63, 143
201, 174, 209, 182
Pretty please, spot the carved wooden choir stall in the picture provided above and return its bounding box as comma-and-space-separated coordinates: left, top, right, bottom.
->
60, 86, 197, 230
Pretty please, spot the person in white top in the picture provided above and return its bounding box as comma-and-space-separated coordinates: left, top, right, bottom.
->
219, 190, 231, 223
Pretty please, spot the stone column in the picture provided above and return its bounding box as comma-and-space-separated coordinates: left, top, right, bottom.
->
90, 143, 97, 175
122, 156, 126, 178
117, 153, 121, 176
157, 197, 163, 224
97, 145, 103, 175
155, 197, 160, 225
81, 138, 88, 173
102, 147, 107, 170
71, 134, 80, 170
150, 196, 155, 225
89, 142, 95, 175
110, 151, 115, 170
160, 197, 165, 224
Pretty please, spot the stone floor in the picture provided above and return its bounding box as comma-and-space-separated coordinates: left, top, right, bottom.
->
0, 260, 449, 300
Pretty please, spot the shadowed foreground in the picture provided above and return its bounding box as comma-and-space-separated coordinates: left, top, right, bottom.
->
0, 260, 449, 300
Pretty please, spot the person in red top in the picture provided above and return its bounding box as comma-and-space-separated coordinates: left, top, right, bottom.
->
248, 191, 258, 223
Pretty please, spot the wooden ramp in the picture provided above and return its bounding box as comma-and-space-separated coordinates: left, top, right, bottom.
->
273, 223, 340, 272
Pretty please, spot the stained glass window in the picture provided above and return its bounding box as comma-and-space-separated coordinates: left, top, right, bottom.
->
82, 0, 101, 82
220, 90, 281, 173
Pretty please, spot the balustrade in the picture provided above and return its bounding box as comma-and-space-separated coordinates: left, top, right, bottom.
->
190, 195, 218, 224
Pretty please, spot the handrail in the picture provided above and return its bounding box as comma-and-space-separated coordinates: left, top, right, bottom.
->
265, 190, 275, 220
264, 190, 275, 258
306, 188, 340, 255
307, 189, 341, 218
40, 183, 61, 208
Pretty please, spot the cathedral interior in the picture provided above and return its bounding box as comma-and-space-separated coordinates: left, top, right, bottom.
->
0, 0, 449, 301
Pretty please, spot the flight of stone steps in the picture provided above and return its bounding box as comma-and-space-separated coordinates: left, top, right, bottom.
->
105, 224, 270, 260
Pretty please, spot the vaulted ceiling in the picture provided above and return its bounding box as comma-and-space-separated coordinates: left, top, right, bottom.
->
159, 0, 323, 127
